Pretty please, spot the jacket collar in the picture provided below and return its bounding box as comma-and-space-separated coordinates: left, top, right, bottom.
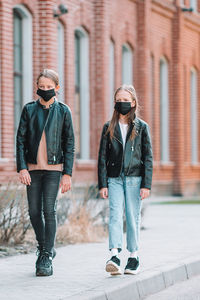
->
132, 117, 140, 136
37, 98, 57, 109
113, 116, 141, 144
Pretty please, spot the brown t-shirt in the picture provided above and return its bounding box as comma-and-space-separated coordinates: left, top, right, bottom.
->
28, 131, 62, 172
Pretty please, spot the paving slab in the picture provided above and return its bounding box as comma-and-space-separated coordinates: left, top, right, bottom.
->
1, 202, 200, 300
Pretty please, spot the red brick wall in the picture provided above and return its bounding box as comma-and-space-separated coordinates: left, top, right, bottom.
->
0, 0, 200, 195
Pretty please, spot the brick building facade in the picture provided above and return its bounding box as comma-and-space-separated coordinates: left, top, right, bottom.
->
0, 0, 200, 196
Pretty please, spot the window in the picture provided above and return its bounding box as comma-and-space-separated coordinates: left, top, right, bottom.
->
190, 0, 197, 12
122, 44, 133, 85
190, 68, 198, 163
57, 21, 65, 102
74, 28, 90, 159
160, 58, 169, 163
109, 40, 115, 117
13, 5, 32, 147
180, 0, 186, 6
13, 9, 23, 140
149, 55, 155, 128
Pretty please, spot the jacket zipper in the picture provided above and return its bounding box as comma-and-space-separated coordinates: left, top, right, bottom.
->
113, 135, 124, 175
35, 109, 50, 163
53, 106, 57, 163
43, 109, 51, 162
126, 139, 135, 175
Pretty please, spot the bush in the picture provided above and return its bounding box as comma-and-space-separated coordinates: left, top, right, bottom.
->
56, 185, 108, 244
0, 182, 108, 246
0, 182, 31, 244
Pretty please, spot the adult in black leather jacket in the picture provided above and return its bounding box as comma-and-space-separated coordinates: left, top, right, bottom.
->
16, 69, 75, 277
98, 84, 153, 276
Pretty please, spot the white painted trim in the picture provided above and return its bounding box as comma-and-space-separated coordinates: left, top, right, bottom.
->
14, 4, 33, 105
109, 40, 115, 118
160, 57, 169, 163
190, 0, 197, 12
190, 68, 198, 164
58, 21, 65, 102
122, 43, 133, 85
75, 27, 90, 159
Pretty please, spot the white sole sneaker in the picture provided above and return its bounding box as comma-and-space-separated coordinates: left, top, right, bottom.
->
124, 266, 140, 275
110, 270, 122, 275
106, 261, 122, 275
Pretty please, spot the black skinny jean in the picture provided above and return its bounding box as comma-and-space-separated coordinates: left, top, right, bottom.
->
27, 170, 61, 254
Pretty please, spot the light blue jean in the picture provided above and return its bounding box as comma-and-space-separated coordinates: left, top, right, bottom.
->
108, 173, 142, 253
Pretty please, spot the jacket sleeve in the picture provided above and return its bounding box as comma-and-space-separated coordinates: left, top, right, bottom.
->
141, 123, 153, 189
16, 105, 28, 172
62, 108, 75, 176
98, 124, 109, 190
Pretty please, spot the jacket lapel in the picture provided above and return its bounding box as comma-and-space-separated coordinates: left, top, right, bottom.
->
113, 122, 123, 144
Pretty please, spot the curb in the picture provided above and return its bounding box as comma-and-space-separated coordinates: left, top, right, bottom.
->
63, 255, 200, 300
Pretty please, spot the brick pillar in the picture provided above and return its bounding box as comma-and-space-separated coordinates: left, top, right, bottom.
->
136, 0, 151, 123
93, 0, 110, 157
0, 1, 14, 159
172, 7, 185, 195
38, 0, 58, 71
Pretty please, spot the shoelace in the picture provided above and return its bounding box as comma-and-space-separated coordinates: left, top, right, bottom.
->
39, 252, 52, 267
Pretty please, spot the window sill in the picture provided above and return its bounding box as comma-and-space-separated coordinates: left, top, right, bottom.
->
75, 159, 97, 171
154, 161, 175, 168
0, 158, 15, 170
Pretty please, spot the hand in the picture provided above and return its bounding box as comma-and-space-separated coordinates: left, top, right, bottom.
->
140, 188, 150, 200
99, 188, 108, 199
59, 174, 71, 193
19, 169, 31, 186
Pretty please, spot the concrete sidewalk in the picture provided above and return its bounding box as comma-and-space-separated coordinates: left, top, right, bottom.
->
1, 202, 200, 300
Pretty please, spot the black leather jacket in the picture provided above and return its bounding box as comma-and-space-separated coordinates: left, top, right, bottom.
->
16, 99, 75, 176
98, 118, 153, 189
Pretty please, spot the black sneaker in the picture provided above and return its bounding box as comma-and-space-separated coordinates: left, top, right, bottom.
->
35, 246, 45, 267
52, 248, 56, 259
36, 247, 56, 267
105, 256, 122, 275
124, 257, 140, 275
36, 251, 53, 276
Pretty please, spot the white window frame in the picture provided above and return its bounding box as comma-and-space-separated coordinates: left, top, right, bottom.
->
75, 27, 90, 160
109, 40, 115, 117
190, 0, 197, 12
122, 43, 133, 85
190, 68, 198, 164
57, 21, 65, 102
160, 57, 169, 163
14, 5, 33, 105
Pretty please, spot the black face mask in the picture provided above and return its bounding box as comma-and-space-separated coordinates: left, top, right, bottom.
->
114, 102, 132, 115
37, 88, 56, 102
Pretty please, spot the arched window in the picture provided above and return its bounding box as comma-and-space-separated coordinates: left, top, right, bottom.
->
109, 40, 115, 116
122, 44, 133, 85
190, 68, 198, 163
160, 57, 169, 163
57, 21, 65, 102
13, 5, 32, 142
74, 27, 90, 159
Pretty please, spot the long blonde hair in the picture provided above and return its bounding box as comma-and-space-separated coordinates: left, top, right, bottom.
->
106, 84, 138, 140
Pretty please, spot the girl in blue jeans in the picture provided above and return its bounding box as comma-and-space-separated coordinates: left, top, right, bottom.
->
98, 84, 153, 275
